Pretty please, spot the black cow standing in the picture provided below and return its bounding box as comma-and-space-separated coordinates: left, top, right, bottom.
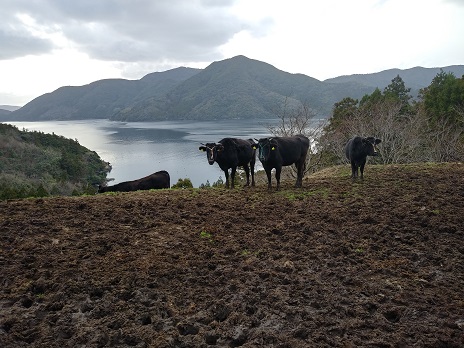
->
254, 135, 310, 190
345, 136, 381, 179
98, 170, 170, 193
199, 138, 256, 189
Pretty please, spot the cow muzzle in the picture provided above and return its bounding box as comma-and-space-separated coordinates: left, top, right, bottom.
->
258, 142, 272, 162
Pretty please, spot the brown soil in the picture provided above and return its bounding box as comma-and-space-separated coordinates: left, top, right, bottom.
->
1, 163, 463, 347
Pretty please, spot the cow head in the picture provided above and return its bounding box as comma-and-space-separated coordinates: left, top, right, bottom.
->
199, 143, 224, 164
254, 138, 277, 162
363, 137, 382, 156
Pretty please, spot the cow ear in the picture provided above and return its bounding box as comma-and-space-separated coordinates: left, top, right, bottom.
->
375, 139, 381, 144
199, 146, 206, 151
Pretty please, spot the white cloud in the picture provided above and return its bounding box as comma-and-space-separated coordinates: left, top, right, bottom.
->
0, 50, 121, 102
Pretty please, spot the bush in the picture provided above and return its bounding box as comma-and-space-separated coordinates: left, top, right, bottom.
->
171, 178, 193, 189
199, 176, 227, 189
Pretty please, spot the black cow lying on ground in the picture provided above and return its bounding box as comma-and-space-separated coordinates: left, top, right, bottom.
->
98, 170, 170, 193
345, 136, 381, 179
254, 135, 310, 190
199, 138, 256, 189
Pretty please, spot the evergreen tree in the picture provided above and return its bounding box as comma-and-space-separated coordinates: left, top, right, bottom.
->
419, 70, 464, 127
383, 75, 412, 114
359, 88, 383, 108
384, 75, 411, 104
329, 97, 358, 131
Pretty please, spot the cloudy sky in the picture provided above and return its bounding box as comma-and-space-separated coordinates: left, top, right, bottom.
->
1, 0, 463, 106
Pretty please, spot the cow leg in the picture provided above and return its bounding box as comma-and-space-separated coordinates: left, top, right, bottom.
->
265, 168, 272, 190
250, 161, 255, 187
230, 167, 237, 189
275, 166, 282, 190
224, 169, 230, 188
243, 164, 250, 186
295, 169, 302, 187
350, 161, 357, 179
360, 160, 366, 179
295, 161, 304, 188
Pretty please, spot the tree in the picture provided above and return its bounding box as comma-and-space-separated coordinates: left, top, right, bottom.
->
419, 70, 464, 128
327, 97, 358, 133
384, 75, 412, 104
360, 87, 383, 108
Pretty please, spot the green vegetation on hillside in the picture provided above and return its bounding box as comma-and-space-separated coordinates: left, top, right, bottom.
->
317, 71, 464, 165
0, 123, 110, 199
5, 56, 462, 123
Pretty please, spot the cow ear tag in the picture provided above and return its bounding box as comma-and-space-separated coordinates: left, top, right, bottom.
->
271, 147, 275, 150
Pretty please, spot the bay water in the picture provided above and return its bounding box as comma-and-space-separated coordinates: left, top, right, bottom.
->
7, 119, 278, 188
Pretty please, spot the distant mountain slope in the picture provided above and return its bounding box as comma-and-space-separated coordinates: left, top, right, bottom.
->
6, 67, 200, 121
0, 105, 21, 112
3, 56, 463, 122
112, 56, 375, 120
113, 56, 327, 120
325, 65, 464, 96
0, 109, 11, 118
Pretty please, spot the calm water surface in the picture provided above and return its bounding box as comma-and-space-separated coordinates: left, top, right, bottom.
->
8, 119, 278, 187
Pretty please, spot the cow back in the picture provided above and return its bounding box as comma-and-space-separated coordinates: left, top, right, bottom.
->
272, 135, 310, 166
217, 138, 254, 168
98, 170, 170, 193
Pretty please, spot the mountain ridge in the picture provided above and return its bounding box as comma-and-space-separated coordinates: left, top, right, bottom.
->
2, 56, 463, 121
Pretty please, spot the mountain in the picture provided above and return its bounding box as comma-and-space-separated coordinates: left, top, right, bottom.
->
0, 105, 21, 112
6, 67, 200, 121
3, 56, 463, 122
114, 56, 322, 120
0, 105, 20, 118
325, 65, 464, 96
114, 55, 376, 120
0, 109, 11, 118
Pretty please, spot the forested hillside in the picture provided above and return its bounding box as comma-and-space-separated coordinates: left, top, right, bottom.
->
325, 65, 464, 94
5, 67, 200, 121
0, 123, 110, 199
4, 56, 462, 122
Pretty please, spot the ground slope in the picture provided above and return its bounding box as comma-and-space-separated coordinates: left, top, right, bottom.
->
1, 163, 463, 347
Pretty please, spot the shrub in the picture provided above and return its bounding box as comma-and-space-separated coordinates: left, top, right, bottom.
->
171, 178, 193, 189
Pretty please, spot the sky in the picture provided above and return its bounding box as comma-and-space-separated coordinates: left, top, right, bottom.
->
1, 0, 463, 106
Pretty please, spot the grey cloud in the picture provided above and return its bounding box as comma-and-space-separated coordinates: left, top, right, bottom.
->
0, 28, 55, 60
2, 0, 261, 63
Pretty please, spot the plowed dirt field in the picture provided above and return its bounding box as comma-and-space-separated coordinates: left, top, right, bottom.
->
1, 163, 463, 347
